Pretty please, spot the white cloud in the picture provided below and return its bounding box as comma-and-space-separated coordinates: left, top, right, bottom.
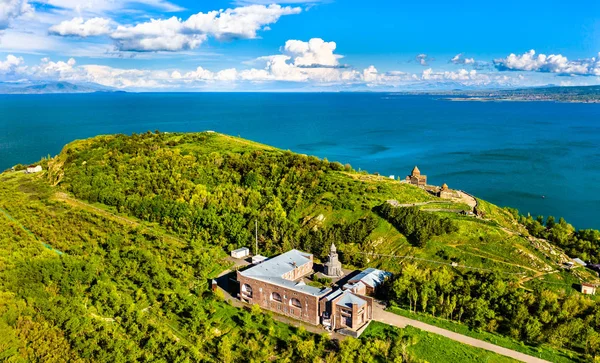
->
0, 0, 32, 29
415, 53, 432, 66
283, 38, 342, 67
0, 54, 24, 74
49, 17, 112, 37
494, 50, 600, 76
0, 38, 541, 91
184, 4, 301, 41
233, 39, 359, 83
111, 17, 207, 52
110, 4, 301, 52
31, 57, 78, 79
40, 0, 184, 13
450, 53, 475, 65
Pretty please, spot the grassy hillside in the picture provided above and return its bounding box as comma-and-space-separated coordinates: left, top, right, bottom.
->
2, 131, 600, 362
1, 164, 521, 363
45, 131, 563, 276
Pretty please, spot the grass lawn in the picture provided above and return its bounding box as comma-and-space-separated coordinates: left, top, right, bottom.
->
387, 306, 580, 363
364, 321, 518, 363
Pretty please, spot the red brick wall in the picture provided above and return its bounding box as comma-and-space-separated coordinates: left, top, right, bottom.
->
237, 271, 321, 325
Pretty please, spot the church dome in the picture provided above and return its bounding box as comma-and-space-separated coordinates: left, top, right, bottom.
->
411, 166, 421, 176
441, 183, 448, 191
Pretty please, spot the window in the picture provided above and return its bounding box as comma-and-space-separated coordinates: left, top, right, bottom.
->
241, 284, 253, 298
290, 298, 302, 308
271, 292, 282, 302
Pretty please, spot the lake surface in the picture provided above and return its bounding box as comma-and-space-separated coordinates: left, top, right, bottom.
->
1, 93, 599, 229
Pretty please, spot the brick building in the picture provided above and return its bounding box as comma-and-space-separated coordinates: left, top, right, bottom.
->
320, 289, 373, 331
236, 248, 377, 335
237, 249, 332, 325
406, 166, 427, 186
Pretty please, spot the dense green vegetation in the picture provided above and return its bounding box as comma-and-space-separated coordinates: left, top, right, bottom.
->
387, 263, 600, 359
521, 213, 600, 264
3, 131, 600, 362
0, 170, 518, 362
377, 203, 458, 247
50, 132, 432, 264
387, 307, 576, 363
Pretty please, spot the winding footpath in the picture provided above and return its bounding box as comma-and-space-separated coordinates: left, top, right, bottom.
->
372, 302, 550, 363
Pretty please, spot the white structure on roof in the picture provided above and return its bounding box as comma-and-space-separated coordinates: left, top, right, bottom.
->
26, 165, 42, 174
252, 255, 268, 265
231, 247, 250, 259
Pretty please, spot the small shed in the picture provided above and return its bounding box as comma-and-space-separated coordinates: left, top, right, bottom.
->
26, 165, 42, 174
252, 255, 268, 265
581, 283, 597, 295
231, 247, 250, 259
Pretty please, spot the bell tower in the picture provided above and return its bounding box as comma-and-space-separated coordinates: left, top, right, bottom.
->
324, 243, 344, 277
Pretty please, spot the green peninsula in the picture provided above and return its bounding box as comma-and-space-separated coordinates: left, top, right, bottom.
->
1, 131, 600, 362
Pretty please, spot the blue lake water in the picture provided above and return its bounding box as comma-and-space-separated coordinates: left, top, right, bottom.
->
1, 92, 599, 229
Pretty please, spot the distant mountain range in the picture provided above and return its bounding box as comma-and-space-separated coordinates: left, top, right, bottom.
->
0, 81, 119, 94
397, 84, 600, 103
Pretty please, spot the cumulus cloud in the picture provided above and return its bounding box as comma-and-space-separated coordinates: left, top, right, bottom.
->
31, 57, 78, 79
494, 50, 600, 76
0, 54, 24, 74
111, 17, 207, 52
49, 17, 113, 37
0, 0, 32, 30
450, 53, 475, 65
415, 54, 433, 66
184, 4, 301, 41
0, 38, 527, 91
282, 38, 342, 67
111, 4, 300, 51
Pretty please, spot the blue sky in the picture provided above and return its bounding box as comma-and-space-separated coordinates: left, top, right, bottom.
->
0, 0, 598, 90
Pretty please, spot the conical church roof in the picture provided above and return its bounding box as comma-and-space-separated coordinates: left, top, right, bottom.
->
412, 166, 421, 176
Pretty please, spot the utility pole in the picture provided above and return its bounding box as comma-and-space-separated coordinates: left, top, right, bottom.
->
255, 219, 258, 255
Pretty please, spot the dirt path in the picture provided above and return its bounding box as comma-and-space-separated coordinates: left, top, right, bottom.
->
372, 303, 549, 363
451, 246, 540, 274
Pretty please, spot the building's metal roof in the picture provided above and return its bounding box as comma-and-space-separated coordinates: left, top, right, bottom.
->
232, 247, 249, 253
336, 291, 366, 308
325, 289, 343, 301
344, 281, 366, 292
349, 267, 392, 288
573, 258, 587, 266
239, 249, 331, 297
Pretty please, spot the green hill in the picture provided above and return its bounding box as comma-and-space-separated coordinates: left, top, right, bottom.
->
2, 131, 600, 362
44, 131, 577, 279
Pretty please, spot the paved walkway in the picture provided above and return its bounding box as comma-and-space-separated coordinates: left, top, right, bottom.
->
372, 303, 550, 363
